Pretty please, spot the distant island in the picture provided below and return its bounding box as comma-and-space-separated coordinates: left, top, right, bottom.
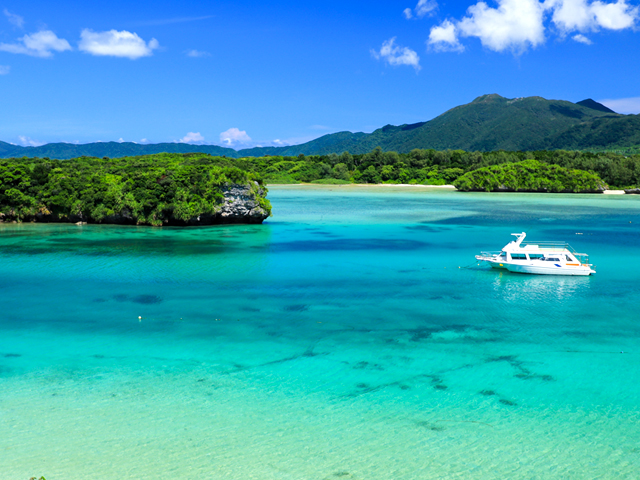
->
0, 154, 271, 226
2, 94, 640, 160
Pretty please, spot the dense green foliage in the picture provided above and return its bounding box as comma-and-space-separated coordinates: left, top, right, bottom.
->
3, 95, 640, 160
225, 148, 639, 189
0, 153, 270, 225
2, 148, 638, 226
453, 160, 607, 192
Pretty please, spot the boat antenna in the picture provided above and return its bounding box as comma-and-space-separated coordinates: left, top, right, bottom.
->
510, 232, 526, 247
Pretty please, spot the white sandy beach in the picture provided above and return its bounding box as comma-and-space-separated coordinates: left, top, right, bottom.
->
269, 184, 633, 194
268, 183, 457, 188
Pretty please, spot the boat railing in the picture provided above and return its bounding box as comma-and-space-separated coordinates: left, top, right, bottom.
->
521, 241, 590, 263
521, 241, 578, 254
477, 251, 502, 258
573, 253, 590, 264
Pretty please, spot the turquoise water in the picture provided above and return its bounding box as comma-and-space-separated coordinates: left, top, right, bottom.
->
1, 185, 640, 479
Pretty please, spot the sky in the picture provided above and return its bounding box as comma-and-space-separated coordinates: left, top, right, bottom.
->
1, 0, 639, 149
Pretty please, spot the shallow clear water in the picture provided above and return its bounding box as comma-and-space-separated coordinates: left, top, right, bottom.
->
1, 185, 639, 479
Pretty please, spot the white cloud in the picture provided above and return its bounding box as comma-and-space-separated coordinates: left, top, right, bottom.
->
0, 30, 71, 57
0, 65, 10, 75
186, 49, 210, 57
416, 0, 439, 17
3, 9, 24, 28
591, 0, 638, 29
140, 138, 149, 143
548, 0, 595, 31
118, 138, 125, 143
180, 132, 206, 144
79, 29, 159, 59
427, 0, 638, 54
572, 33, 593, 43
428, 20, 465, 51
404, 8, 414, 19
371, 37, 421, 71
549, 0, 638, 32
458, 0, 547, 53
599, 96, 640, 114
17, 135, 44, 147
220, 128, 252, 146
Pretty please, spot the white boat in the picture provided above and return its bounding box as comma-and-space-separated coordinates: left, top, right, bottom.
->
476, 232, 596, 276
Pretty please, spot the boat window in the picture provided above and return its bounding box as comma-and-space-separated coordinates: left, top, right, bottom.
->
546, 257, 560, 262
565, 255, 572, 261
499, 251, 507, 258
511, 253, 527, 260
529, 253, 544, 260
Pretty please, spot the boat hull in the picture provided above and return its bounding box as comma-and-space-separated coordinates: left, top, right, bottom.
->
475, 255, 508, 269
505, 263, 595, 276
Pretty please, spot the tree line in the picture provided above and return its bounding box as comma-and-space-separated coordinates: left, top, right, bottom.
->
238, 148, 640, 188
2, 148, 638, 225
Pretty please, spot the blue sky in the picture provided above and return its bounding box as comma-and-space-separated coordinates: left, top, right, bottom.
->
1, 0, 639, 149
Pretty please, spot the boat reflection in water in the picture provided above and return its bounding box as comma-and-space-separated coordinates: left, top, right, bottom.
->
489, 269, 592, 303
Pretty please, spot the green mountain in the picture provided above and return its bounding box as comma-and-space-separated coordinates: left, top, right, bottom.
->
251, 94, 629, 155
576, 98, 616, 113
2, 94, 638, 159
0, 141, 237, 160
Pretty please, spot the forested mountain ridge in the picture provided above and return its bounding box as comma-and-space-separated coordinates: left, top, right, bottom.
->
2, 94, 638, 159
0, 141, 237, 161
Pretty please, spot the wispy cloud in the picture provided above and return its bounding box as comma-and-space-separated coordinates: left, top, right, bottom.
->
416, 0, 438, 17
0, 30, 71, 57
599, 96, 640, 114
17, 135, 44, 147
427, 0, 639, 54
572, 33, 592, 44
179, 132, 206, 144
404, 0, 438, 19
371, 37, 421, 71
0, 65, 10, 75
3, 9, 24, 28
220, 128, 252, 147
79, 29, 159, 59
186, 49, 210, 57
